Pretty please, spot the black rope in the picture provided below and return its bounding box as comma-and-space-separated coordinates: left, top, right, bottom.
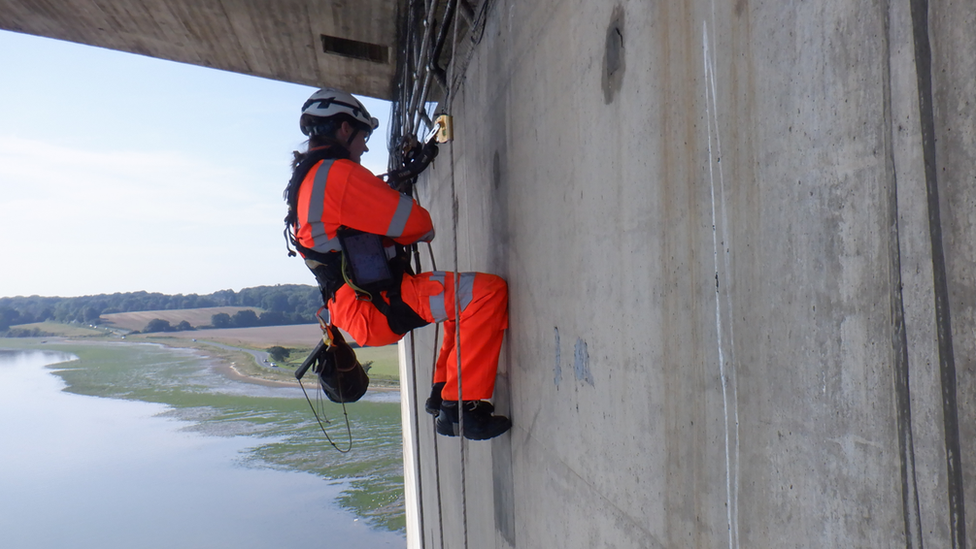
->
431, 321, 446, 549
444, 7, 470, 549
299, 376, 353, 453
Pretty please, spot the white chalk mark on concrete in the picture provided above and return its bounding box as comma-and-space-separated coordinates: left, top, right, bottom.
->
704, 20, 740, 549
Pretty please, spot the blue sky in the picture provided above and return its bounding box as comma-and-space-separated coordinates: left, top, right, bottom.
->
0, 30, 390, 298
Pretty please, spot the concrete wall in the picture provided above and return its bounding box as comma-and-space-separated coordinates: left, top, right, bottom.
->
400, 0, 976, 547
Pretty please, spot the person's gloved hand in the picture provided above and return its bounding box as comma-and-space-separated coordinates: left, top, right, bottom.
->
386, 141, 439, 193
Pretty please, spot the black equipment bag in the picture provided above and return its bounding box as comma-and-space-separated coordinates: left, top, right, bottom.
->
295, 326, 369, 403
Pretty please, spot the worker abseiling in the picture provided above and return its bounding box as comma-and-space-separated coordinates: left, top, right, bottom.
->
284, 87, 511, 441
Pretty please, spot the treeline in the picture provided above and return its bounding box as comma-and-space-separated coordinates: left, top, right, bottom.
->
139, 309, 309, 333
0, 285, 324, 331
142, 319, 195, 333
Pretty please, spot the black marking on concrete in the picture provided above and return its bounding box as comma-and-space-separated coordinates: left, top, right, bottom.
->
881, 1, 923, 541
910, 0, 967, 545
602, 6, 625, 104
555, 327, 563, 388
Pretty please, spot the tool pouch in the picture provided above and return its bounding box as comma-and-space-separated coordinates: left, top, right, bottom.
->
337, 228, 429, 335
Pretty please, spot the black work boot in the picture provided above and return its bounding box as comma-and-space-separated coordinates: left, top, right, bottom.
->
435, 400, 511, 440
424, 382, 446, 416
425, 384, 493, 415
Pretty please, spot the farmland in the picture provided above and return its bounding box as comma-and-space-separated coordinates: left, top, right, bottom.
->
100, 306, 260, 331
6, 321, 104, 337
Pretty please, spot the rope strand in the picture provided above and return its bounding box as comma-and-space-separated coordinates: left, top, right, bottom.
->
299, 378, 353, 453
406, 128, 446, 549
445, 4, 469, 547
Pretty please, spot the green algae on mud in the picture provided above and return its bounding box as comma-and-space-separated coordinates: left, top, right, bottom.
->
138, 334, 402, 388
0, 338, 406, 532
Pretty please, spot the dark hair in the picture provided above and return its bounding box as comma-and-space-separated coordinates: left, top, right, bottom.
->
293, 113, 371, 169
291, 146, 309, 170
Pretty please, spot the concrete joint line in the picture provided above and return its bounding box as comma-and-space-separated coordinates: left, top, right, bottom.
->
880, 0, 924, 545
908, 0, 967, 546
882, 4, 922, 549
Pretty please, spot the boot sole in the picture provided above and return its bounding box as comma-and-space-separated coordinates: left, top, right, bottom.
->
435, 414, 511, 440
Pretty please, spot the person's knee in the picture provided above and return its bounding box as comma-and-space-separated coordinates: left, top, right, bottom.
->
477, 273, 508, 299
476, 274, 508, 325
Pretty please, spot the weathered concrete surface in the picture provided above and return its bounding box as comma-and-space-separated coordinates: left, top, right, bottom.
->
0, 0, 399, 98
8, 0, 975, 546
400, 0, 976, 547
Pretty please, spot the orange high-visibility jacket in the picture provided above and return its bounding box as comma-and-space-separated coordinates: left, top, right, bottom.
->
295, 154, 434, 254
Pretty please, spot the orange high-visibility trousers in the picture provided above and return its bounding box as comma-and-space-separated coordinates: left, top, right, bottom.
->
329, 270, 508, 401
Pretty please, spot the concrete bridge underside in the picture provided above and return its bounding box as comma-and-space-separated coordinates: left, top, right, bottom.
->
0, 0, 400, 98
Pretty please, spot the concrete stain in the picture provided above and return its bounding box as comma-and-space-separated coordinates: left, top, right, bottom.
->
574, 337, 593, 386
555, 329, 594, 387
735, 0, 748, 18
554, 327, 562, 388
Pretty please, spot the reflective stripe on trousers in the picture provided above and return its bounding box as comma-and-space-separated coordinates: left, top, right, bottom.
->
428, 272, 508, 401
428, 271, 476, 323
329, 270, 508, 401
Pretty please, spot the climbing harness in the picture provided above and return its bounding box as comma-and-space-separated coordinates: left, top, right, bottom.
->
284, 148, 428, 336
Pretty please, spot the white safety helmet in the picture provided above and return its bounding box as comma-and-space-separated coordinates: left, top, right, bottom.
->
300, 88, 379, 136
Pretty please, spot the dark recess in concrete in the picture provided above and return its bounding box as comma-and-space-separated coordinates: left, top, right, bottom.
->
602, 5, 625, 104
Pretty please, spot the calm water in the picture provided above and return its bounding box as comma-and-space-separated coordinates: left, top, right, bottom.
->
0, 345, 405, 549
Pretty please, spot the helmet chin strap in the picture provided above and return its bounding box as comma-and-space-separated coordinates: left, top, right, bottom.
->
346, 129, 359, 148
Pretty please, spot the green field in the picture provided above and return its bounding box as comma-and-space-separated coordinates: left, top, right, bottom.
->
275, 343, 400, 386
8, 321, 109, 337
355, 345, 401, 381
